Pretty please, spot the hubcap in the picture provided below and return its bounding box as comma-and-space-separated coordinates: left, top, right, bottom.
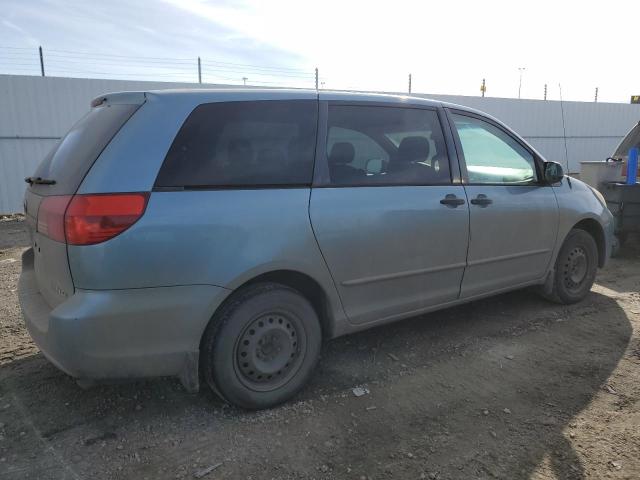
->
235, 313, 303, 390
563, 246, 589, 291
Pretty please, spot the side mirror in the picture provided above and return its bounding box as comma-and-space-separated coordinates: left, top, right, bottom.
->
544, 161, 564, 184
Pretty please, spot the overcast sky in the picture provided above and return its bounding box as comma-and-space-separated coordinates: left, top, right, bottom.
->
1, 0, 637, 103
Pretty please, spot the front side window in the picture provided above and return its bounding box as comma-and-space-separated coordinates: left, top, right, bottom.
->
155, 100, 317, 187
325, 105, 451, 185
451, 113, 537, 184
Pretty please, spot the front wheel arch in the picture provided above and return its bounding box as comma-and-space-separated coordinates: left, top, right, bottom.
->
542, 228, 599, 304
572, 218, 606, 267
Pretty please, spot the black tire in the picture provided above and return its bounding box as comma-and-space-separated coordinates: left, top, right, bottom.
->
201, 282, 322, 409
546, 229, 598, 304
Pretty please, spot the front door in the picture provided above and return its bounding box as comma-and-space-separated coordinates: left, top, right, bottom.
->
448, 110, 559, 299
310, 102, 469, 325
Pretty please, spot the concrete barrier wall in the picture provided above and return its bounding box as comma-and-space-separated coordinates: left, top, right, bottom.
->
1, 74, 639, 213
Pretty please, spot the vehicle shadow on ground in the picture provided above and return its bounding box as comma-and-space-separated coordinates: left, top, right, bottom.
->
0, 289, 632, 479
305, 290, 632, 479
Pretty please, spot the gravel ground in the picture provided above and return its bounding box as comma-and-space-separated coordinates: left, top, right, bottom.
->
0, 218, 639, 480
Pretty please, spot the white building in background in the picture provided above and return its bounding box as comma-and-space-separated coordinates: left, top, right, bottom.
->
1, 74, 639, 213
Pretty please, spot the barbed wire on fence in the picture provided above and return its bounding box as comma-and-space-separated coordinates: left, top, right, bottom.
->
0, 45, 617, 103
0, 45, 325, 88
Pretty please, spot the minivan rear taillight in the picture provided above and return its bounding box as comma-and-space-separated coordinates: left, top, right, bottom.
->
37, 195, 72, 243
37, 193, 149, 245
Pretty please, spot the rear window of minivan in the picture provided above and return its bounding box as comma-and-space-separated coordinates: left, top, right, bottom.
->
155, 100, 317, 188
30, 104, 141, 196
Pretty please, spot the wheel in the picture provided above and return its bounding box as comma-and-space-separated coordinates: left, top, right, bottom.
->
545, 229, 598, 304
201, 282, 322, 409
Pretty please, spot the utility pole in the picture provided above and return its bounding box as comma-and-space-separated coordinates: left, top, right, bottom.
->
480, 78, 486, 97
408, 73, 412, 94
315, 67, 319, 90
39, 46, 45, 77
197, 57, 202, 84
518, 67, 525, 99
594, 87, 599, 102
242, 77, 248, 86
544, 83, 547, 100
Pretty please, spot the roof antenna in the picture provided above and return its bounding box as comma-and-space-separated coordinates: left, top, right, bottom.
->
558, 83, 570, 174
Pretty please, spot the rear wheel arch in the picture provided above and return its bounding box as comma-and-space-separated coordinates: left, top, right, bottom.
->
244, 270, 334, 338
200, 270, 333, 353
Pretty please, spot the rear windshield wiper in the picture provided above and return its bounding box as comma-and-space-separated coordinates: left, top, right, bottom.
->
25, 176, 56, 185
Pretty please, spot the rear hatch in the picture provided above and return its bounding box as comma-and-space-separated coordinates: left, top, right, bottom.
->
613, 121, 640, 160
24, 98, 143, 308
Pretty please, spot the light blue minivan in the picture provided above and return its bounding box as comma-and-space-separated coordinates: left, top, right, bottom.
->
19, 89, 614, 408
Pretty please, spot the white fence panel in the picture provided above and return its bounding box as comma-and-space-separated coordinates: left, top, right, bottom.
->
1, 75, 639, 213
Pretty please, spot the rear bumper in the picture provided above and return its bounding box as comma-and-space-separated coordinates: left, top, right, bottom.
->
18, 248, 230, 391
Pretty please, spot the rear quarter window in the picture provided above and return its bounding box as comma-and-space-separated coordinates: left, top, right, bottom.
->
155, 100, 318, 188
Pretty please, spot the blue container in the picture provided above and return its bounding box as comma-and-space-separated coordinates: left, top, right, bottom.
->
628, 147, 639, 185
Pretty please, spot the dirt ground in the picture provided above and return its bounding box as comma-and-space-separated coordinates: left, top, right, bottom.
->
0, 218, 639, 480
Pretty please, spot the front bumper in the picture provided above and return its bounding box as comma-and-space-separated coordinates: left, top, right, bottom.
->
18, 248, 230, 391
604, 209, 616, 265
